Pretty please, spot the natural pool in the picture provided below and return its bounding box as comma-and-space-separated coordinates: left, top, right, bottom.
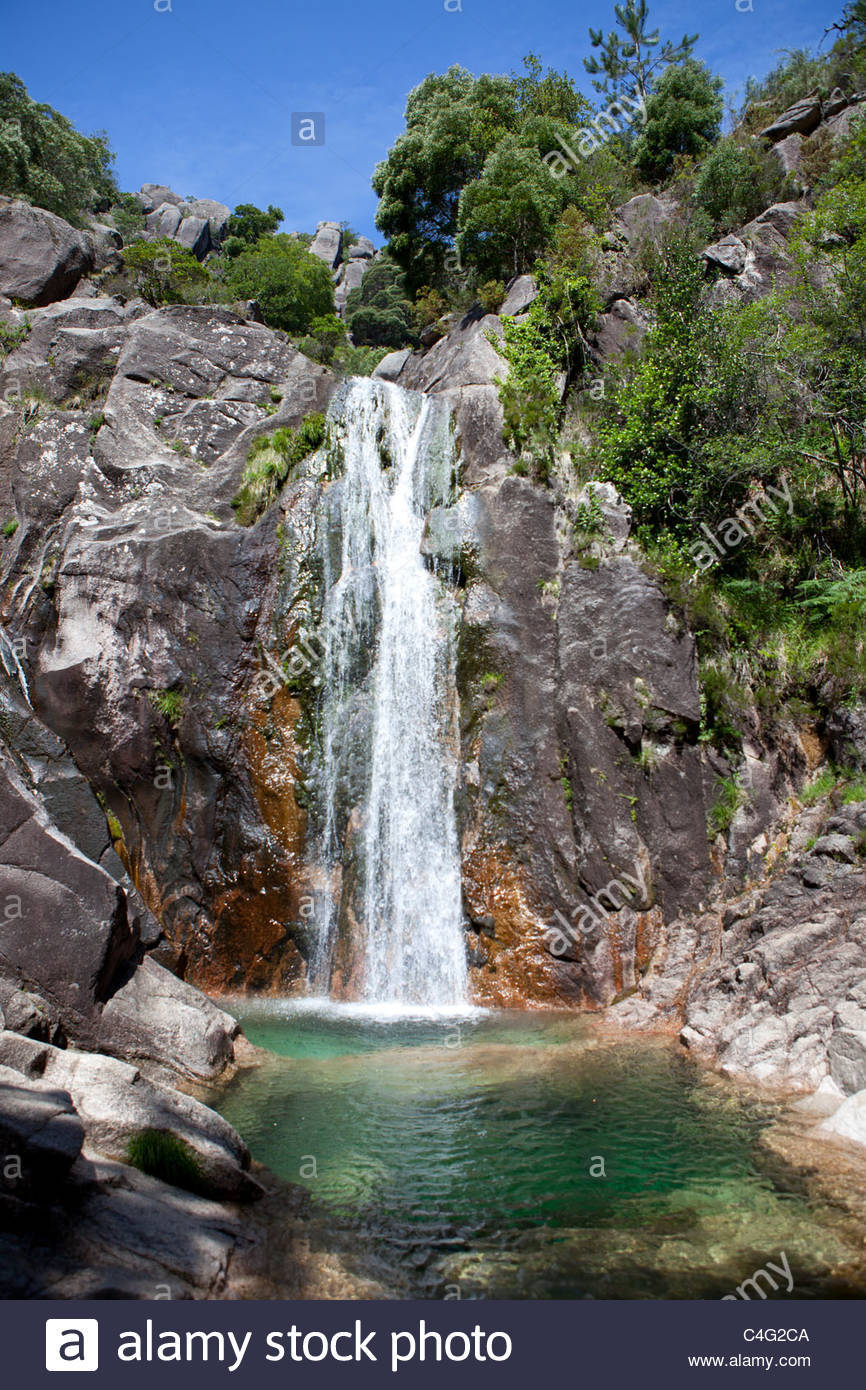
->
214, 1002, 866, 1299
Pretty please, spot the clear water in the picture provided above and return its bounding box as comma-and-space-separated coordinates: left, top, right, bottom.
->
309, 379, 466, 1007
215, 1004, 866, 1299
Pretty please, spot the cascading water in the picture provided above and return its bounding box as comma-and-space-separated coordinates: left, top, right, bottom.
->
309, 377, 467, 1009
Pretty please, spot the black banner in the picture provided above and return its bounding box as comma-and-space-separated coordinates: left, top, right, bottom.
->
3, 1298, 854, 1387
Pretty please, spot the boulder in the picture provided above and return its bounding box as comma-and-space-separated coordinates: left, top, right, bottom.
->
613, 193, 679, 256
0, 757, 138, 1045
827, 705, 866, 771
0, 1063, 84, 1188
146, 202, 183, 239
372, 348, 411, 382
309, 220, 342, 269
348, 236, 376, 259
0, 199, 94, 306
760, 97, 823, 142
176, 215, 211, 260
819, 1088, 866, 1146
11, 1041, 259, 1200
499, 274, 539, 317
703, 234, 747, 275
97, 955, 239, 1080
84, 221, 123, 271
400, 310, 507, 393
185, 198, 230, 243
589, 297, 648, 361
139, 184, 185, 213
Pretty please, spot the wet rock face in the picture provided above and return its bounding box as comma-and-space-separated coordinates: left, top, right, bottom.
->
454, 474, 710, 1007
0, 300, 338, 990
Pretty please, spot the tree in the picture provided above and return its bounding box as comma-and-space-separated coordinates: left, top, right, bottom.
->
584, 1, 698, 109
0, 71, 117, 224
457, 137, 566, 280
223, 202, 284, 257
222, 234, 335, 334
345, 257, 416, 348
121, 238, 209, 306
635, 59, 723, 181
373, 66, 518, 292
511, 52, 593, 125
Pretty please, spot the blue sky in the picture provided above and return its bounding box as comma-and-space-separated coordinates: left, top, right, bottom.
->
2, 0, 846, 240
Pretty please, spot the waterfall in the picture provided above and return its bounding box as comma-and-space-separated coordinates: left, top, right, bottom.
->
309, 377, 467, 1009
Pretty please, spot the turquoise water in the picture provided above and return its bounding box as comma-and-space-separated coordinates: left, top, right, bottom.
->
214, 1003, 865, 1299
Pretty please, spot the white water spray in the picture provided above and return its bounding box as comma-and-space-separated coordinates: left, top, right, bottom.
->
310, 378, 467, 1008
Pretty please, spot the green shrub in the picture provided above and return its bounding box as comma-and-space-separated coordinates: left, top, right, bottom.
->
121, 237, 209, 306
708, 774, 746, 835
296, 314, 348, 365
225, 202, 283, 248
1, 518, 18, 538
232, 413, 326, 525
221, 235, 334, 334
345, 256, 417, 349
801, 768, 838, 805
127, 1129, 206, 1194
148, 688, 184, 724
693, 137, 786, 231
110, 191, 145, 242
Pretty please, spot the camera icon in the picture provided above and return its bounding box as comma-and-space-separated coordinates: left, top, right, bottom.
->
45, 1319, 99, 1372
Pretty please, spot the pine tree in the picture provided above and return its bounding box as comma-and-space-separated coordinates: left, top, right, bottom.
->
584, 0, 698, 108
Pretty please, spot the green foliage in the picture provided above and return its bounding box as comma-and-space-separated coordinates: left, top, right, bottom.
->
0, 319, 29, 358
1, 518, 18, 538
345, 256, 417, 348
224, 202, 284, 255
232, 413, 326, 525
497, 209, 601, 480
801, 768, 838, 805
693, 137, 785, 231
127, 1129, 206, 1195
708, 774, 746, 836
148, 688, 184, 724
634, 59, 723, 182
457, 135, 569, 281
585, 0, 698, 108
109, 191, 145, 242
0, 71, 117, 223
121, 237, 209, 306
296, 313, 348, 366
373, 59, 592, 293
221, 235, 334, 334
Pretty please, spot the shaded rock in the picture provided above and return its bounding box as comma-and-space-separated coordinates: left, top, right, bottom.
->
770, 132, 805, 177
176, 215, 211, 260
754, 201, 805, 237
499, 274, 538, 317
826, 705, 866, 771
828, 1025, 866, 1095
0, 1063, 83, 1193
589, 297, 648, 361
185, 198, 230, 243
0, 756, 138, 1046
760, 97, 823, 142
0, 295, 125, 403
348, 236, 376, 259
0, 199, 93, 306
